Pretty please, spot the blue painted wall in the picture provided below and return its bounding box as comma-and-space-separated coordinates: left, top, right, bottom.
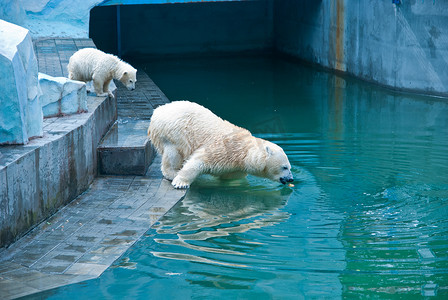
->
274, 0, 448, 96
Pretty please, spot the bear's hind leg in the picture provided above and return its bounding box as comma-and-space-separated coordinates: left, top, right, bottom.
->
92, 74, 108, 97
161, 144, 183, 181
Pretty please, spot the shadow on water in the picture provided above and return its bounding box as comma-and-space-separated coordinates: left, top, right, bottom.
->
151, 179, 295, 268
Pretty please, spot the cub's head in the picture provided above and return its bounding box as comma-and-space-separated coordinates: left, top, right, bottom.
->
120, 67, 137, 91
263, 141, 294, 185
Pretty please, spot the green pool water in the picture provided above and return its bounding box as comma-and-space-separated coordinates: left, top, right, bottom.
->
37, 56, 448, 299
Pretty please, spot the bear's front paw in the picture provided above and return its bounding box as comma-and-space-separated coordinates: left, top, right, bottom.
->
172, 176, 190, 189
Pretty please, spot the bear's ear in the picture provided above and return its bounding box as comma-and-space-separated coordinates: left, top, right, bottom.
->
123, 71, 128, 76
265, 146, 273, 157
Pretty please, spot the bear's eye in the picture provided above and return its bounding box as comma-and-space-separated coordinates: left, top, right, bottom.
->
283, 166, 288, 170
129, 80, 133, 83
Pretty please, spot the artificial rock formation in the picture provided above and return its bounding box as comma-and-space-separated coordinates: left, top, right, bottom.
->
39, 73, 88, 117
0, 19, 43, 145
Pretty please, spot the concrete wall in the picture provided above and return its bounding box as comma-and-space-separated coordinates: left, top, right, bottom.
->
0, 96, 116, 248
90, 1, 274, 57
274, 0, 448, 96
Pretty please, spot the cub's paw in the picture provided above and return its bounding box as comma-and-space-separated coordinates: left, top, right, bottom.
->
96, 92, 109, 97
172, 176, 190, 189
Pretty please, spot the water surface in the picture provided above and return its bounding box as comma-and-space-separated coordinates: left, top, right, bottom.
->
36, 56, 448, 299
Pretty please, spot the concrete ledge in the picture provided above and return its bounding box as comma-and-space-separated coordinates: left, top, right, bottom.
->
98, 120, 155, 175
0, 95, 117, 248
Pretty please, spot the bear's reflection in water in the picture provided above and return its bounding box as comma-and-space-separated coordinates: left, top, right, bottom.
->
151, 176, 293, 267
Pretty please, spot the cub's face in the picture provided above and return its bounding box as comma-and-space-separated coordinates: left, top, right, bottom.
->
120, 69, 137, 91
264, 142, 294, 185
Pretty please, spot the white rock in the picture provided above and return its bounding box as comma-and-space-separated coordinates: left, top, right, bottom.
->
39, 73, 87, 117
0, 19, 43, 145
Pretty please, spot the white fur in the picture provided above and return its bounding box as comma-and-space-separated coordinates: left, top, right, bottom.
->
67, 48, 137, 97
148, 101, 293, 189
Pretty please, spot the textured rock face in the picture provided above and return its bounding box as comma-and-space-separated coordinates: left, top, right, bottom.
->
0, 0, 234, 38
0, 0, 25, 25
0, 19, 43, 145
0, 0, 104, 38
39, 73, 87, 117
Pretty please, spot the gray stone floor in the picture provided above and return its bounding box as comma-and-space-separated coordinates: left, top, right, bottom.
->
115, 69, 170, 120
0, 39, 183, 299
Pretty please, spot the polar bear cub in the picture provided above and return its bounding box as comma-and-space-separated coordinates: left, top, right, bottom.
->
67, 48, 137, 98
148, 101, 294, 189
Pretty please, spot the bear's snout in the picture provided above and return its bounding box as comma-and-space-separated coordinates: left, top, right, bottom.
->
280, 176, 294, 184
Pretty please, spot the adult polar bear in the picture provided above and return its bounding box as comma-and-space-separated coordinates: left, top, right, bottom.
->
67, 48, 137, 98
148, 101, 294, 189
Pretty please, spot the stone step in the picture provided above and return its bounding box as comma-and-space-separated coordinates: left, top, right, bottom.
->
98, 119, 155, 175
